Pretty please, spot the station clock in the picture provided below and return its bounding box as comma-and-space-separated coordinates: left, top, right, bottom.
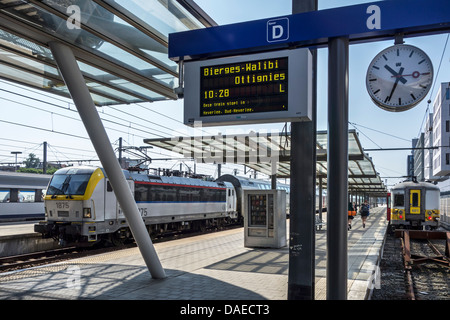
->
366, 44, 433, 112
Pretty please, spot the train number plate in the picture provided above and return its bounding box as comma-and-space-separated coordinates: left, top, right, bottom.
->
56, 201, 70, 209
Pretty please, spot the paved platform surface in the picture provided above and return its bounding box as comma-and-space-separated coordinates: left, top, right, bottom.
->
0, 207, 387, 301
0, 221, 37, 237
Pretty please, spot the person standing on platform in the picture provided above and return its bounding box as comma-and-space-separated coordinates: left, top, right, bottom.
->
360, 200, 370, 228
348, 201, 356, 230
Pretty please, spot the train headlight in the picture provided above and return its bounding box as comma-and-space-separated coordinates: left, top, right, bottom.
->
83, 208, 92, 218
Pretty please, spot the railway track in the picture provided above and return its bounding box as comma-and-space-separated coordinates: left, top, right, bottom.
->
371, 228, 450, 300
0, 245, 136, 273
397, 230, 450, 300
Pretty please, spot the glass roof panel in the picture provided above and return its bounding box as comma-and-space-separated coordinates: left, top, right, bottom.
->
0, 63, 59, 90
8, 3, 176, 82
109, 79, 167, 101
0, 47, 59, 79
110, 0, 203, 37
41, 0, 178, 69
0, 0, 213, 105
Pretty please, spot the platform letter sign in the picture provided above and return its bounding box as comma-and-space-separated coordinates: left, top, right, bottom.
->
267, 18, 289, 43
366, 5, 381, 30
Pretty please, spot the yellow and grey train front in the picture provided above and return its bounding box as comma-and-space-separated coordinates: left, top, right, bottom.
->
35, 166, 114, 245
390, 180, 440, 230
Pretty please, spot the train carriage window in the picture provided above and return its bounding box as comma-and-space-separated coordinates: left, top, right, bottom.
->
18, 189, 35, 202
411, 193, 419, 207
134, 183, 226, 203
134, 184, 148, 202
165, 185, 177, 202
0, 189, 9, 202
178, 186, 190, 202
209, 188, 225, 202
394, 194, 404, 207
192, 188, 201, 201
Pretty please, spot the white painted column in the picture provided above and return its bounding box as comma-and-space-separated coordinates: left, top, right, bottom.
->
49, 41, 165, 279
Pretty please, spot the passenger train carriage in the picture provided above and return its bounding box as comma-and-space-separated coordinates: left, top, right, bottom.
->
0, 171, 51, 221
390, 180, 440, 230
217, 174, 290, 216
35, 166, 237, 245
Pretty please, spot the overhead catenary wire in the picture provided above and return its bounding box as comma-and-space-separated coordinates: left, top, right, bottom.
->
0, 81, 187, 138
0, 91, 170, 139
349, 122, 382, 149
0, 79, 253, 176
349, 121, 411, 142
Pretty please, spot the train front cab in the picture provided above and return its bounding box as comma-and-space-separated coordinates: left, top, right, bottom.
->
390, 182, 440, 229
35, 167, 112, 245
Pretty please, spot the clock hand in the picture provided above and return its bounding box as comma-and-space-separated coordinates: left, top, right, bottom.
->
384, 65, 407, 84
387, 67, 404, 102
391, 71, 431, 79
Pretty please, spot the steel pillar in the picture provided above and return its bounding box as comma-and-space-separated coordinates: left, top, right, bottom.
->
49, 42, 166, 279
327, 37, 349, 300
288, 0, 317, 300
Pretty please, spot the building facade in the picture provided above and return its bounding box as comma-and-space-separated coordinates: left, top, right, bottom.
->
432, 82, 450, 177
431, 82, 450, 227
413, 133, 424, 181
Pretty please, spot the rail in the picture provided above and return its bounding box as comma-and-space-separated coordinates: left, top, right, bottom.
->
395, 230, 450, 300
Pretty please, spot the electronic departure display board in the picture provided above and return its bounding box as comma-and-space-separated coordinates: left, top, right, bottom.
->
184, 48, 312, 127
200, 56, 288, 117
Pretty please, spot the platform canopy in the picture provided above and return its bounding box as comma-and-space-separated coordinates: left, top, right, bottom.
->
0, 0, 215, 105
144, 129, 387, 196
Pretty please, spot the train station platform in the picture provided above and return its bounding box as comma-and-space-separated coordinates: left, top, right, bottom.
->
0, 221, 36, 237
0, 207, 388, 304
0, 221, 58, 257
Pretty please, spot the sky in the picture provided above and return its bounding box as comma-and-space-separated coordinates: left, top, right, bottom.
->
0, 0, 449, 190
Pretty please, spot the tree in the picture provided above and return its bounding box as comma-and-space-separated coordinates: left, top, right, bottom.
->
23, 153, 40, 168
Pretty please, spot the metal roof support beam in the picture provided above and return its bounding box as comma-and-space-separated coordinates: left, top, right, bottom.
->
49, 41, 165, 279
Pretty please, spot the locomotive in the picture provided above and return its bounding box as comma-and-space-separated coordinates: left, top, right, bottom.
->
34, 166, 289, 246
389, 179, 440, 230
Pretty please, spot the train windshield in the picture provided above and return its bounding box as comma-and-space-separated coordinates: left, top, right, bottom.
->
394, 194, 404, 207
47, 173, 91, 197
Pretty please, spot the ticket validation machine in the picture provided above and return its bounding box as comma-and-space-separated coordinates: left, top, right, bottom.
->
244, 190, 286, 248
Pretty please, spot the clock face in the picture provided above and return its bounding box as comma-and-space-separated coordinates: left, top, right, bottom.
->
366, 44, 433, 112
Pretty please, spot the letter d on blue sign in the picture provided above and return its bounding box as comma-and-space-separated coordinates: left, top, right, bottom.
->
267, 17, 289, 43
